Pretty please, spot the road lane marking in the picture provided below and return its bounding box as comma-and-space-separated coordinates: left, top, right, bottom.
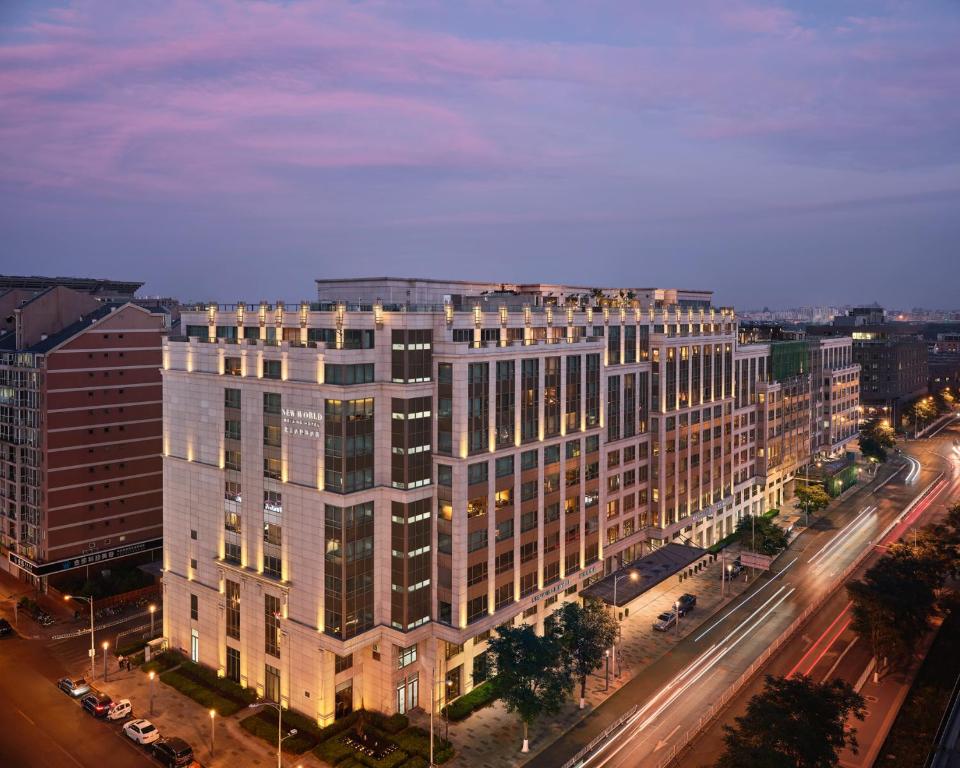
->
786, 601, 853, 679
14, 705, 36, 726
809, 507, 876, 566
822, 634, 859, 683
694, 557, 797, 642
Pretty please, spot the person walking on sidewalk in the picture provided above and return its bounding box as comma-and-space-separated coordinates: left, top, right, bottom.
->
118, 655, 125, 672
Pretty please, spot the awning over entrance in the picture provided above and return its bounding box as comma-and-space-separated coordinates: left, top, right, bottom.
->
582, 542, 708, 607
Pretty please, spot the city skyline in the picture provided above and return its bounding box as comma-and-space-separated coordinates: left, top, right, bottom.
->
2, 1, 960, 308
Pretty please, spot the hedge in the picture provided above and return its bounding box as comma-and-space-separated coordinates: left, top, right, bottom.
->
392, 727, 453, 764
173, 660, 257, 707
315, 737, 356, 765
353, 750, 409, 768
159, 669, 244, 716
142, 650, 182, 675
240, 713, 318, 754
442, 680, 497, 721
367, 712, 408, 735
399, 758, 428, 768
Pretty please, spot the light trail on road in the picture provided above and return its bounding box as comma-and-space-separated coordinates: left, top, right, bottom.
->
808, 505, 876, 567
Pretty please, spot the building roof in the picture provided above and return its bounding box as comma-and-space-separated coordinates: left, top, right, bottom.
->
582, 543, 709, 606
0, 274, 143, 297
27, 303, 120, 353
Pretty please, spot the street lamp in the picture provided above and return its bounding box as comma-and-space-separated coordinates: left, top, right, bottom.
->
675, 601, 681, 637
611, 571, 639, 680
102, 641, 110, 681
149, 604, 157, 638
249, 700, 295, 768
209, 709, 216, 759
148, 671, 156, 715
64, 595, 95, 681
604, 649, 610, 691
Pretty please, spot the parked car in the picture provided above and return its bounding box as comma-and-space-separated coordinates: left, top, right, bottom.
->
124, 719, 160, 745
0, 618, 13, 636
721, 559, 744, 580
107, 699, 133, 721
81, 692, 113, 718
653, 611, 678, 631
153, 737, 195, 767
57, 677, 91, 697
676, 593, 697, 616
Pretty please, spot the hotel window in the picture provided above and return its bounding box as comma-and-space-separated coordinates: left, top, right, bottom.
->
224, 388, 241, 409
263, 392, 281, 414
225, 580, 240, 639
391, 330, 432, 383
495, 550, 513, 574
495, 455, 514, 478
544, 357, 561, 437
265, 664, 280, 703
467, 562, 488, 586
495, 583, 514, 610
190, 594, 198, 621
327, 363, 375, 385
467, 595, 488, 624
467, 363, 489, 455
335, 653, 353, 673
544, 444, 560, 465
608, 325, 621, 365
624, 374, 636, 438
607, 375, 621, 441
624, 325, 637, 364
468, 529, 488, 552
324, 502, 375, 640
226, 647, 240, 683
585, 354, 600, 426
324, 398, 374, 493
437, 363, 453, 455
496, 360, 515, 448
224, 418, 241, 440
565, 355, 581, 430
263, 359, 281, 380
520, 572, 537, 598
521, 358, 539, 443
225, 357, 241, 376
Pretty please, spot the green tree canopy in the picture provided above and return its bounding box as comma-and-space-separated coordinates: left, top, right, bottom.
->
736, 515, 788, 556
552, 597, 618, 709
484, 623, 574, 752
715, 675, 865, 768
847, 550, 937, 667
796, 485, 831, 519
858, 418, 895, 463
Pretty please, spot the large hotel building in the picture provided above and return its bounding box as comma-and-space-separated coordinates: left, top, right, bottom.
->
162, 278, 859, 722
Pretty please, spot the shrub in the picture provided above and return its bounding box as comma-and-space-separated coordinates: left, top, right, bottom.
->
315, 737, 356, 766
240, 714, 316, 754
400, 758, 428, 768
316, 710, 362, 743
392, 728, 452, 762
354, 751, 409, 768
369, 712, 408, 735
442, 680, 497, 721
159, 669, 242, 716
173, 660, 257, 707
142, 650, 181, 675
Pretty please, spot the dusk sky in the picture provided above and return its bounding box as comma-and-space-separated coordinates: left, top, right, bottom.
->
1, 1, 958, 309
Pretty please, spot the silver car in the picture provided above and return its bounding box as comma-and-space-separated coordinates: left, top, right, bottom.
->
57, 677, 91, 697
653, 611, 678, 632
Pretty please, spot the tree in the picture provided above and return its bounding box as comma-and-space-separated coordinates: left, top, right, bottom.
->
846, 551, 937, 670
552, 598, 618, 709
484, 623, 574, 752
859, 418, 895, 462
736, 515, 788, 556
715, 675, 864, 768
795, 484, 831, 524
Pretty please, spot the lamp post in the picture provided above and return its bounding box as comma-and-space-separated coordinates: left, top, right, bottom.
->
249, 700, 295, 768
604, 649, 610, 691
102, 641, 110, 681
149, 604, 157, 638
148, 671, 156, 715
611, 571, 639, 678
675, 601, 681, 637
209, 709, 216, 759
64, 595, 95, 681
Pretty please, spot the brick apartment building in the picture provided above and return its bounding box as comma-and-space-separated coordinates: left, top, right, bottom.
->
0, 285, 167, 587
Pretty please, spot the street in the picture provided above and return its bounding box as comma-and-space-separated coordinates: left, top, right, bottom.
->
528, 422, 960, 768
0, 584, 156, 768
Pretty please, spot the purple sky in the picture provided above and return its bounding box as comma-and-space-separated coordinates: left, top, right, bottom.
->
2, 1, 959, 308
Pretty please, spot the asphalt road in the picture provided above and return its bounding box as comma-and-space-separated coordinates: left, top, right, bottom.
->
0, 593, 156, 768
679, 422, 960, 768
528, 421, 960, 768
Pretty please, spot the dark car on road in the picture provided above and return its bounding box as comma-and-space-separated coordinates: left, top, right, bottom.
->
721, 558, 743, 580
153, 737, 195, 767
676, 593, 697, 616
0, 618, 13, 636
81, 692, 113, 718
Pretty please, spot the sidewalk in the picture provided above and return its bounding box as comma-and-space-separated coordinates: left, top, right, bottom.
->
95, 660, 327, 768
444, 547, 753, 767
